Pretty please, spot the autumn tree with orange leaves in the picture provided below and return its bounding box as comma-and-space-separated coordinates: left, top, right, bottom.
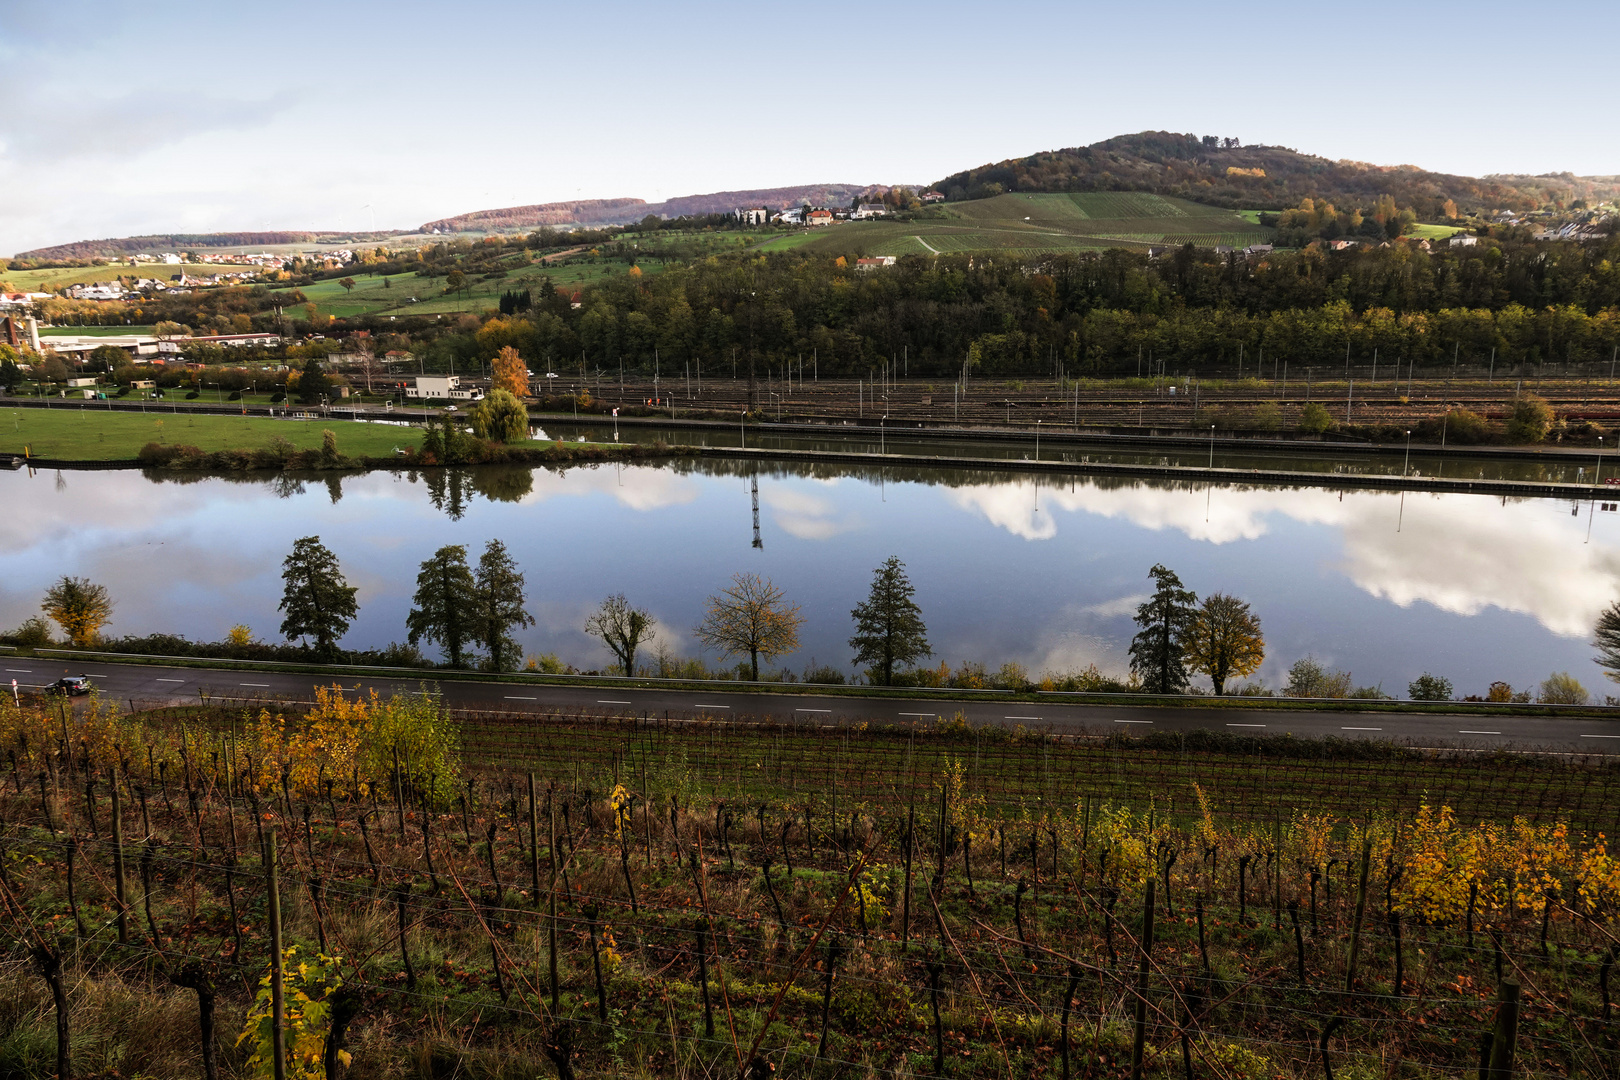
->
491, 345, 529, 399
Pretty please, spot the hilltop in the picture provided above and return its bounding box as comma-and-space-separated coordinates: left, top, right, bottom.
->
419, 183, 904, 233
932, 131, 1620, 217
14, 230, 405, 262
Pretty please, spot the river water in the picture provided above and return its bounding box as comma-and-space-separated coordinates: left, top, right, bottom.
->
3, 457, 1617, 699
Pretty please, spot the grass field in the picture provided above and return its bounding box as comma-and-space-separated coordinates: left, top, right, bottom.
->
0, 407, 423, 460
1406, 222, 1470, 240
38, 325, 158, 337
788, 192, 1273, 258
0, 262, 254, 292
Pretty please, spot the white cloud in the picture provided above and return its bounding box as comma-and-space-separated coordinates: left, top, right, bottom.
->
761, 485, 862, 541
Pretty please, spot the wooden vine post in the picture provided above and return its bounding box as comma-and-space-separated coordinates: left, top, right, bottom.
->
1131, 878, 1157, 1080
265, 826, 286, 1080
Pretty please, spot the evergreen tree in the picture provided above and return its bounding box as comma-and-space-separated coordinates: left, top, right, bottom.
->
848, 556, 931, 685
472, 539, 534, 671
297, 360, 333, 405
406, 545, 480, 667
1128, 564, 1198, 694
277, 536, 358, 659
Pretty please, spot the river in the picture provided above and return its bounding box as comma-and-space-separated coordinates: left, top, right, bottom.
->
3, 456, 1616, 699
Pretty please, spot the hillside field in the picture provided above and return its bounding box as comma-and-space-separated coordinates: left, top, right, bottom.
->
778, 191, 1273, 258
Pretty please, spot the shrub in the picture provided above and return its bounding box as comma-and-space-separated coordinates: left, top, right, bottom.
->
801, 661, 847, 685
1284, 656, 1353, 698
1250, 402, 1283, 431
1443, 408, 1488, 444
270, 391, 287, 403
1506, 394, 1553, 443
1537, 671, 1589, 705
1297, 401, 1332, 434
9, 616, 53, 650
1483, 680, 1532, 703
1408, 673, 1454, 701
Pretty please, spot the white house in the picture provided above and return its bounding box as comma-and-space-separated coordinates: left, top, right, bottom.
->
853, 203, 888, 219
407, 374, 484, 401
733, 207, 770, 226
805, 209, 835, 226
1449, 236, 1479, 247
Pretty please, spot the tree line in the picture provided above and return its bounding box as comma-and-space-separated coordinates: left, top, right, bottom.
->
425, 237, 1620, 381
12, 555, 1619, 702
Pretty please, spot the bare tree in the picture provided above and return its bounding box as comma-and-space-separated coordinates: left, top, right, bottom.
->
585, 594, 655, 676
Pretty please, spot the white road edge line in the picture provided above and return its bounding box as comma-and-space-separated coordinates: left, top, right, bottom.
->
696, 704, 731, 709
156, 678, 185, 682
240, 683, 270, 688
597, 700, 632, 705
898, 712, 935, 716
1580, 734, 1620, 739
796, 709, 832, 713
1114, 719, 1153, 724
5, 669, 32, 673
505, 696, 537, 701
1342, 727, 1383, 731
1005, 715, 1041, 720
1226, 723, 1266, 728
1459, 730, 1501, 735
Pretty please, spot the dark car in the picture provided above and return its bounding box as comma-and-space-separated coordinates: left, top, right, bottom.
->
43, 675, 92, 697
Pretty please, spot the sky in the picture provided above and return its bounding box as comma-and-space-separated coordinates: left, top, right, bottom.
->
3, 0, 1615, 256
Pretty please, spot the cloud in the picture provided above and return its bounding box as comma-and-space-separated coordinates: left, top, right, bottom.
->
761, 485, 862, 541
1, 91, 304, 168
1078, 594, 1148, 619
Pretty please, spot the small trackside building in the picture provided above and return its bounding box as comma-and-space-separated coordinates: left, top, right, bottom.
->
407, 375, 484, 401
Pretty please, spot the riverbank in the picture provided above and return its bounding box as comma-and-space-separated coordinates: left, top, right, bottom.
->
0, 407, 697, 469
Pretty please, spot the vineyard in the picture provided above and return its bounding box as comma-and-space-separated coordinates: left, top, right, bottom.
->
793, 193, 1271, 259
2, 690, 1618, 1080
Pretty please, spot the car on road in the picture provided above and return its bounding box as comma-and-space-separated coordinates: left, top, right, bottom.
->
43, 675, 92, 697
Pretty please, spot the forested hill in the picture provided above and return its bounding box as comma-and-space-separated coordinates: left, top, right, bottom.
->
933, 132, 1620, 219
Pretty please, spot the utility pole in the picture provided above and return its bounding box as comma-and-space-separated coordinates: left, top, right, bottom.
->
747, 289, 757, 413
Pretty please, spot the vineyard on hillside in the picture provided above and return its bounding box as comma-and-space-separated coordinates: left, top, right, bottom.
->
0, 690, 1616, 1080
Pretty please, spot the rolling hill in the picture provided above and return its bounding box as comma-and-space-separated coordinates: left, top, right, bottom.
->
419, 184, 906, 233
771, 191, 1272, 258
932, 131, 1620, 218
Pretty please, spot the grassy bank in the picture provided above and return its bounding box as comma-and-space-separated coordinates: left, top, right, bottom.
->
0, 407, 421, 460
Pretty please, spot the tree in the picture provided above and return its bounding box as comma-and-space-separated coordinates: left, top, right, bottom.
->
406, 545, 480, 667
848, 556, 931, 685
470, 388, 528, 443
278, 536, 358, 659
1408, 672, 1454, 701
472, 539, 533, 672
585, 594, 655, 676
1594, 600, 1620, 682
1506, 394, 1553, 443
1184, 593, 1263, 694
339, 277, 356, 294
41, 576, 113, 647
1128, 564, 1198, 694
298, 360, 333, 405
694, 573, 804, 681
491, 345, 529, 399
1537, 671, 1589, 705
0, 355, 21, 393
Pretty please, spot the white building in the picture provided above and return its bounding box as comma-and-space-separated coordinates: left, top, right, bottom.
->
407, 374, 484, 401
853, 203, 888, 219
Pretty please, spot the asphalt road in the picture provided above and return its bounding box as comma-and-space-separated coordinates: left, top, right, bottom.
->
9, 660, 1617, 755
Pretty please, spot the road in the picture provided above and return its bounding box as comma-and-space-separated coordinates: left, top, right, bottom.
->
10, 660, 1617, 755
